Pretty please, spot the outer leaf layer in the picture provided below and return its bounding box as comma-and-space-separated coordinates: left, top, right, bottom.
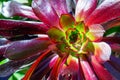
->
50, 0, 68, 16
32, 0, 59, 27
102, 17, 120, 30
0, 19, 49, 37
4, 37, 51, 60
86, 0, 120, 26
75, 0, 97, 21
0, 54, 39, 77
81, 57, 97, 80
91, 56, 116, 80
2, 1, 39, 20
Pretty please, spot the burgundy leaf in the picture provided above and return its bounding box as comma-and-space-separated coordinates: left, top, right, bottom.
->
86, 0, 120, 26
32, 0, 59, 27
0, 19, 49, 37
102, 37, 120, 44
2, 1, 39, 20
109, 44, 120, 53
4, 37, 51, 60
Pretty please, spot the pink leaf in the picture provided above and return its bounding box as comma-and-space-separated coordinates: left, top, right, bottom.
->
81, 57, 97, 80
91, 56, 116, 80
49, 56, 67, 80
75, 0, 97, 21
32, 0, 59, 27
50, 0, 68, 16
86, 24, 105, 41
86, 0, 120, 26
93, 42, 111, 63
59, 56, 84, 80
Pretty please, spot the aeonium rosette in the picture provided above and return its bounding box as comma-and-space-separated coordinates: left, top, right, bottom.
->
0, 0, 120, 80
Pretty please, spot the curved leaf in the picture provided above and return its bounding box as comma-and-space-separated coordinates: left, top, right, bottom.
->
86, 0, 120, 26
0, 19, 49, 37
32, 0, 59, 27
4, 37, 51, 60
1, 1, 39, 20
75, 0, 97, 21
50, 0, 68, 16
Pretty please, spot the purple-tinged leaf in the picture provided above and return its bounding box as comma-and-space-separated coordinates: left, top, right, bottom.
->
77, 57, 85, 80
0, 38, 9, 45
4, 37, 51, 60
0, 44, 10, 61
75, 0, 97, 21
91, 56, 116, 80
0, 54, 39, 77
102, 17, 120, 30
110, 56, 120, 67
0, 19, 49, 37
86, 0, 120, 26
50, 0, 68, 16
109, 56, 120, 72
1, 1, 39, 20
73, 0, 78, 4
32, 0, 59, 27
104, 61, 120, 79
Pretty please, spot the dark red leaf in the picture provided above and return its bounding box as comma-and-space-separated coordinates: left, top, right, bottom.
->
102, 37, 120, 44
0, 19, 49, 37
